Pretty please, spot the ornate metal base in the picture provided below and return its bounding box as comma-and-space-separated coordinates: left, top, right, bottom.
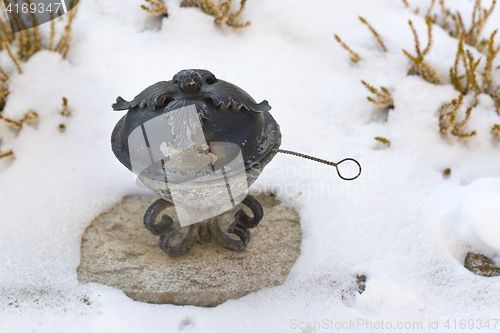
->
143, 194, 263, 257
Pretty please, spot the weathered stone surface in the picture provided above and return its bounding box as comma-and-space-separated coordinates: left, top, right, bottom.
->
77, 194, 301, 307
464, 252, 500, 277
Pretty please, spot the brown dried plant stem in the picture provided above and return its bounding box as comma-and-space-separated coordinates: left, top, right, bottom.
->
0, 114, 22, 130
462, 49, 481, 96
22, 110, 38, 124
426, 0, 436, 20
439, 94, 476, 137
359, 17, 387, 52
49, 12, 55, 51
402, 18, 441, 84
0, 2, 78, 59
1, 39, 22, 74
334, 34, 360, 62
374, 137, 391, 147
0, 65, 8, 81
0, 150, 14, 160
0, 109, 38, 130
61, 97, 71, 116
180, 0, 250, 28
492, 86, 500, 114
225, 0, 249, 27
492, 124, 500, 135
141, 0, 168, 16
463, 0, 496, 48
54, 5, 79, 59
482, 30, 500, 92
450, 29, 500, 101
439, 0, 496, 49
361, 80, 393, 108
439, 0, 450, 30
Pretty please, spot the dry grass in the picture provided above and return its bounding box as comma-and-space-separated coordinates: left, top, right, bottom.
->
457, 0, 495, 50
0, 84, 8, 111
425, 0, 439, 23
374, 137, 391, 147
181, 0, 250, 28
361, 80, 394, 108
22, 110, 38, 124
61, 97, 71, 116
0, 149, 14, 160
482, 30, 500, 92
402, 18, 441, 84
0, 2, 77, 163
439, 94, 476, 138
0, 1, 78, 115
439, 5, 500, 138
334, 34, 360, 63
359, 17, 387, 52
0, 110, 38, 130
52, 3, 79, 59
2, 38, 22, 73
0, 113, 22, 130
450, 34, 481, 96
389, 1, 500, 139
430, 0, 495, 51
0, 1, 79, 61
141, 0, 168, 17
492, 85, 500, 114
438, 0, 450, 30
491, 123, 500, 135
449, 30, 500, 104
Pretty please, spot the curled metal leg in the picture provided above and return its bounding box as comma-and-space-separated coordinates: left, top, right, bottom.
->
159, 224, 198, 257
209, 195, 263, 251
144, 199, 174, 235
144, 195, 263, 255
143, 198, 198, 257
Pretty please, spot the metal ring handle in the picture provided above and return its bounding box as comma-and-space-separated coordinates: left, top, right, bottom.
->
334, 158, 362, 181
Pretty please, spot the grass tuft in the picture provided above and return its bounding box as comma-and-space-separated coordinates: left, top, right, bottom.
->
141, 0, 168, 17
0, 149, 14, 160
482, 30, 500, 92
491, 124, 500, 135
439, 94, 476, 138
334, 34, 360, 63
61, 97, 70, 116
181, 0, 250, 28
0, 110, 39, 130
361, 80, 394, 108
402, 18, 441, 84
374, 137, 391, 147
359, 17, 387, 52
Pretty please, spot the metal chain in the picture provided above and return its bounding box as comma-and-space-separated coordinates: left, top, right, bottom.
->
273, 149, 338, 166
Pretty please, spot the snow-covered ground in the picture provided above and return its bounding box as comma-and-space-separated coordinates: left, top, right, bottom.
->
2, 0, 500, 332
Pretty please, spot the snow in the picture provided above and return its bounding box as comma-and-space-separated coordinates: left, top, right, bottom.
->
461, 178, 500, 252
1, 0, 500, 332
354, 278, 426, 313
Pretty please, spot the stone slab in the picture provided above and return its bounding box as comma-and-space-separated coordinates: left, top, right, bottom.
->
77, 194, 301, 307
